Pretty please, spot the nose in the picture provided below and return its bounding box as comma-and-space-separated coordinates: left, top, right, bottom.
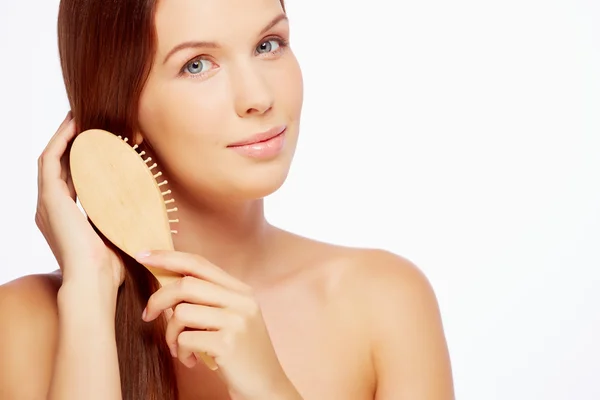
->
230, 61, 274, 117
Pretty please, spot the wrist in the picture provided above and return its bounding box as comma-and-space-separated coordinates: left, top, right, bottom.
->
58, 274, 119, 316
61, 252, 124, 288
60, 261, 120, 290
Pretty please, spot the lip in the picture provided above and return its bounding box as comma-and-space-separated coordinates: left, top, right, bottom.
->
227, 126, 287, 159
227, 125, 287, 147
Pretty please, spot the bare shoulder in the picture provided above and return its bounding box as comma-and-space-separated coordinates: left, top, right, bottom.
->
334, 246, 433, 294
332, 247, 444, 337
337, 247, 454, 399
288, 234, 433, 300
291, 237, 455, 399
0, 272, 62, 316
345, 248, 441, 315
0, 272, 62, 397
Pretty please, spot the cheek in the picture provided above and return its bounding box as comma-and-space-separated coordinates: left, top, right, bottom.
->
276, 56, 304, 117
140, 82, 230, 149
137, 88, 233, 189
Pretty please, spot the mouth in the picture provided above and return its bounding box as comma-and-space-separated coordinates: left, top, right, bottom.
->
227, 125, 287, 147
226, 125, 288, 159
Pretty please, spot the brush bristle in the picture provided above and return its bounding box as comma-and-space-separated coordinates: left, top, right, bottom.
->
118, 135, 179, 235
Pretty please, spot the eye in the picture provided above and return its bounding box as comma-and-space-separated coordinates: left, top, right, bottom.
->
184, 58, 215, 75
256, 39, 282, 54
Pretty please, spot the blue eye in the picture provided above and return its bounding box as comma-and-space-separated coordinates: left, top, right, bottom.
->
185, 58, 213, 75
256, 39, 281, 54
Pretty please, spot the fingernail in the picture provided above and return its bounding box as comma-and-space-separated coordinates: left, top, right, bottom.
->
135, 251, 151, 260
141, 307, 147, 321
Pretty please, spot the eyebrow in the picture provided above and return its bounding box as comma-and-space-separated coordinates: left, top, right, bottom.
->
162, 13, 289, 65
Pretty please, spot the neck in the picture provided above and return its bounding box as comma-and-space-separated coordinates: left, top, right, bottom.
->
169, 190, 276, 282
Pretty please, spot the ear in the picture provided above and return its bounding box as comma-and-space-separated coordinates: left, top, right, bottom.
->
132, 130, 145, 146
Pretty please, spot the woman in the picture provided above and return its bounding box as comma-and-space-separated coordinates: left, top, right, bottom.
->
0, 0, 454, 399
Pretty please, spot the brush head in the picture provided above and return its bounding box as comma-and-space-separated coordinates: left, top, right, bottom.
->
69, 129, 182, 286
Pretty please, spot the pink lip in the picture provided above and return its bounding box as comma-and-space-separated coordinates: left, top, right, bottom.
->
227, 126, 287, 147
227, 126, 287, 159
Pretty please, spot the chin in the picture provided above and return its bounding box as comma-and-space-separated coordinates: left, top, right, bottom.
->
226, 137, 298, 200
231, 161, 292, 200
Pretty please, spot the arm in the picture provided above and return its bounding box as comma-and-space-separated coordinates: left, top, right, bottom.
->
49, 271, 122, 400
367, 251, 455, 400
15, 111, 126, 399
0, 272, 122, 400
0, 275, 60, 399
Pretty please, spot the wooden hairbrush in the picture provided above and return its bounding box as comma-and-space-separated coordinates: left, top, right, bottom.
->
69, 128, 218, 370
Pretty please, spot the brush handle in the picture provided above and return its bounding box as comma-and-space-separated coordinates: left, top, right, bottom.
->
196, 352, 219, 370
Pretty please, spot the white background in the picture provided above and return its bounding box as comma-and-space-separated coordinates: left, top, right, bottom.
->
1, 0, 599, 399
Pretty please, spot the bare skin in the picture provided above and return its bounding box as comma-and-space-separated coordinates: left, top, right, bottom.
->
0, 0, 454, 398
0, 237, 453, 400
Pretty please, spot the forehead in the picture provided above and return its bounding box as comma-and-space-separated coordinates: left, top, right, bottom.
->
154, 0, 285, 50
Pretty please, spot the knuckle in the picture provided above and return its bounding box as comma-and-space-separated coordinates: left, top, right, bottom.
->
172, 303, 189, 322
177, 330, 192, 347
178, 275, 194, 290
34, 206, 50, 230
34, 212, 42, 228
38, 151, 50, 166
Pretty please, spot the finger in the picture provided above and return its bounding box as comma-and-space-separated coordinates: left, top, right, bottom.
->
164, 303, 227, 355
144, 276, 249, 321
37, 111, 71, 189
55, 110, 73, 135
39, 117, 78, 187
40, 111, 74, 163
136, 250, 251, 293
177, 330, 222, 370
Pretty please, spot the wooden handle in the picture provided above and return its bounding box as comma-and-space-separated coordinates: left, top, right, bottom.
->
196, 352, 219, 370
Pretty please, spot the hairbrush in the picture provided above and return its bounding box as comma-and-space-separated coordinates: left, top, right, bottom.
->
69, 128, 218, 370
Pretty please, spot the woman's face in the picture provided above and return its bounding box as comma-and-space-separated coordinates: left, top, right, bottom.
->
137, 0, 303, 202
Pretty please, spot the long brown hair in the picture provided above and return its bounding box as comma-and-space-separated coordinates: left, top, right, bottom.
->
56, 0, 285, 399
